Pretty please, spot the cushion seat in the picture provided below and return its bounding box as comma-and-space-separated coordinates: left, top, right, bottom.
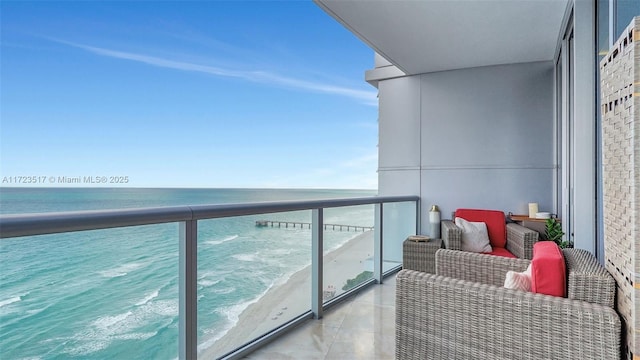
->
485, 247, 517, 258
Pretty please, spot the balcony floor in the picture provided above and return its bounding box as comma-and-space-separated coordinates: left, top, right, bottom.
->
244, 275, 397, 359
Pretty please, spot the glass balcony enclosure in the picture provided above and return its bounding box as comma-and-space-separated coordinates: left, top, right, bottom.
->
0, 195, 418, 359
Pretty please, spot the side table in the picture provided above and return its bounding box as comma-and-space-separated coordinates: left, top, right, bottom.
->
509, 214, 558, 240
403, 237, 443, 274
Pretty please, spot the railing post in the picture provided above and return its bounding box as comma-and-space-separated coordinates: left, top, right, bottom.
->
416, 199, 421, 235
179, 220, 198, 360
374, 203, 383, 283
311, 208, 323, 319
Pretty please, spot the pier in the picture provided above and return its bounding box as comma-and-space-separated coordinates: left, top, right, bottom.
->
256, 220, 373, 232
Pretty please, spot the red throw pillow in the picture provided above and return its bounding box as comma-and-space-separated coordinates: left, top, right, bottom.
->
455, 209, 507, 248
530, 241, 566, 297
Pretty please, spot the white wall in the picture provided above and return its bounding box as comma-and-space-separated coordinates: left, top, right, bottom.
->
378, 61, 555, 235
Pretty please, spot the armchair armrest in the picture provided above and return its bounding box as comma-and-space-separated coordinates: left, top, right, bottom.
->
396, 269, 622, 360
435, 249, 530, 287
440, 220, 461, 250
506, 223, 538, 259
564, 248, 616, 308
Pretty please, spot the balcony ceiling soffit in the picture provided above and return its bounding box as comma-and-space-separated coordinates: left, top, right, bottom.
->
315, 0, 569, 75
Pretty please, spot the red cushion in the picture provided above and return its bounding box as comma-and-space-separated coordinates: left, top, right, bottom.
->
455, 209, 507, 248
485, 247, 517, 258
530, 241, 566, 297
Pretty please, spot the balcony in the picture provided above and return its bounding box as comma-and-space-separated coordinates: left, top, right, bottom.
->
0, 195, 417, 359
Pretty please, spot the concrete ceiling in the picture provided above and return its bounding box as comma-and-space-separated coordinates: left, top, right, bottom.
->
315, 0, 569, 75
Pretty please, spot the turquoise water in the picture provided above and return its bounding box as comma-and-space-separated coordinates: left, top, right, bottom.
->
0, 188, 375, 359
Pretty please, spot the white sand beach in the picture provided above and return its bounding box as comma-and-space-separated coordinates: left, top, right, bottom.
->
202, 230, 374, 358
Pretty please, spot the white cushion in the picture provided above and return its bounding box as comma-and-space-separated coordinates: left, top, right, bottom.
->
455, 217, 492, 253
504, 264, 532, 292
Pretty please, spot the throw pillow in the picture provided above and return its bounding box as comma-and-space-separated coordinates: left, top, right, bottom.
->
504, 264, 532, 291
455, 217, 492, 253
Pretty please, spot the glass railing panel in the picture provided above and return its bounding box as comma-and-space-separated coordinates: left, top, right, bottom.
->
0, 224, 180, 360
322, 204, 375, 302
382, 201, 417, 272
197, 211, 312, 358
0, 195, 420, 359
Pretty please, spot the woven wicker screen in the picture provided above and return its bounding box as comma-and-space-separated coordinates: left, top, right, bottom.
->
600, 16, 640, 357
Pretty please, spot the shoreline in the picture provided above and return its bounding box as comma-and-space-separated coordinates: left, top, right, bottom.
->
201, 230, 374, 358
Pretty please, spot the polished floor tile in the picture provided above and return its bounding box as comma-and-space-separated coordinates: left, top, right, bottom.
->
245, 276, 397, 360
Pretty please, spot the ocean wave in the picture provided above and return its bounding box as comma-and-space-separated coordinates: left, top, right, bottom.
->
63, 339, 110, 357
198, 269, 232, 281
204, 234, 239, 246
98, 262, 147, 278
64, 330, 158, 357
198, 298, 261, 352
231, 253, 258, 262
66, 299, 177, 356
113, 331, 158, 340
147, 299, 178, 317
198, 335, 220, 353
199, 282, 275, 354
0, 295, 23, 308
268, 248, 293, 256
212, 287, 235, 295
197, 270, 228, 289
198, 279, 221, 288
26, 306, 49, 316
135, 289, 160, 306
1, 303, 51, 329
93, 311, 134, 329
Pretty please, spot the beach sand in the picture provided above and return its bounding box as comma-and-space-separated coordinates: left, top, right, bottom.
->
202, 230, 374, 358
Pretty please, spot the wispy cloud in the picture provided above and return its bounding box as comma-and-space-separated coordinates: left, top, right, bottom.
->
54, 39, 378, 106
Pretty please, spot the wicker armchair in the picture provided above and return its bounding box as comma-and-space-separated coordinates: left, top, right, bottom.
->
441, 208, 538, 259
396, 248, 621, 360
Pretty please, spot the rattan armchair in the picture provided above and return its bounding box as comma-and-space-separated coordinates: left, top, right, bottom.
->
441, 209, 538, 259
396, 248, 621, 359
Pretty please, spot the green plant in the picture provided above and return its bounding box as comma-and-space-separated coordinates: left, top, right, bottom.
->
545, 218, 571, 248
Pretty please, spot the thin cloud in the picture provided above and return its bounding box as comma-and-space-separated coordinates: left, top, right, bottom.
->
54, 39, 377, 105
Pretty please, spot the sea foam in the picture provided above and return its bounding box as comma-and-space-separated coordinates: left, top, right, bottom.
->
98, 262, 147, 278
231, 253, 258, 262
0, 295, 22, 308
198, 279, 277, 353
135, 289, 160, 306
197, 279, 221, 288
204, 235, 239, 246
67, 299, 177, 356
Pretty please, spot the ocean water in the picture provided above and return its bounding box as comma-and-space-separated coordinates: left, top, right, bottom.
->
0, 188, 376, 359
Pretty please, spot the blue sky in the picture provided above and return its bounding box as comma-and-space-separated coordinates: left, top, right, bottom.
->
0, 1, 378, 189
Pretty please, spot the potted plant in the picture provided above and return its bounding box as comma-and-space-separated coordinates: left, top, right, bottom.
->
545, 218, 572, 248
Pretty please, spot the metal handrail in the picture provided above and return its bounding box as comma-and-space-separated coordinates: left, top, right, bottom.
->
0, 195, 419, 238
